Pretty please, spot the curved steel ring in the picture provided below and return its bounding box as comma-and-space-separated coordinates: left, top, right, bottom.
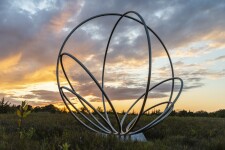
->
56, 11, 183, 135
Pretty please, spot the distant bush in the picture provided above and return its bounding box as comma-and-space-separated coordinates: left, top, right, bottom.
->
211, 109, 225, 118
160, 109, 225, 118
195, 110, 208, 117
33, 104, 61, 113
1, 96, 225, 118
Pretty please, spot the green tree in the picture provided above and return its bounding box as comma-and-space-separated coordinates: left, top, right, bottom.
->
42, 104, 60, 113
0, 97, 10, 113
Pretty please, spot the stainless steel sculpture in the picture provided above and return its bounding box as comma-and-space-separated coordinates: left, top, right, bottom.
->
56, 11, 183, 139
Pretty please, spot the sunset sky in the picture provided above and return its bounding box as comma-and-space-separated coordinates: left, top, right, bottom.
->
0, 0, 225, 112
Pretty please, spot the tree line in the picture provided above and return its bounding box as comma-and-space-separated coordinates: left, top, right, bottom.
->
1, 97, 225, 118
0, 97, 62, 114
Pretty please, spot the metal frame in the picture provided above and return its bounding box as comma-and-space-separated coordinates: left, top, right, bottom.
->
56, 11, 183, 136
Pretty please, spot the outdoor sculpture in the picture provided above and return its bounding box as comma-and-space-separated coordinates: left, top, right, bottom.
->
56, 11, 183, 140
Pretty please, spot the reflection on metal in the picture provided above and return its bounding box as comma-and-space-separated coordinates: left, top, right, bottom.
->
56, 11, 183, 137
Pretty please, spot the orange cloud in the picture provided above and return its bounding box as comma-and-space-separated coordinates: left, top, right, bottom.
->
0, 52, 22, 70
50, 11, 72, 33
0, 64, 56, 90
23, 65, 56, 83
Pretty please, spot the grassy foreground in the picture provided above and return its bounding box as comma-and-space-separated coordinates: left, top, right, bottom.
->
0, 112, 225, 150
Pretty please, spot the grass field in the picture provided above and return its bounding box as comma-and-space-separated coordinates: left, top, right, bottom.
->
0, 112, 225, 150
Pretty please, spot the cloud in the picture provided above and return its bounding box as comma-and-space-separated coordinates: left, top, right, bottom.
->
30, 90, 62, 101
187, 77, 202, 82
62, 77, 184, 101
75, 0, 225, 53
208, 55, 225, 63
0, 93, 5, 98
183, 83, 204, 90
1, 89, 77, 106
158, 59, 225, 91
1, 0, 225, 105
215, 55, 225, 61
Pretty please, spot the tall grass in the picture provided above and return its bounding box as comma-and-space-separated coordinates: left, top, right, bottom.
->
0, 113, 225, 149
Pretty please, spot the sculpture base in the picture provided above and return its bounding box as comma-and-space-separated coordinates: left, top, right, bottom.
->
100, 132, 147, 142
118, 133, 147, 142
